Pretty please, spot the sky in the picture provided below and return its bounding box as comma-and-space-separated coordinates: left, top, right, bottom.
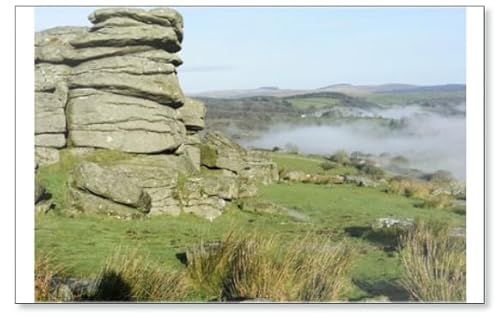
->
35, 7, 465, 93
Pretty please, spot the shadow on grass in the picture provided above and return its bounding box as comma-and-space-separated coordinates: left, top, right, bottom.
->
344, 226, 371, 238
453, 206, 466, 216
175, 252, 188, 265
352, 278, 410, 302
89, 271, 133, 301
344, 226, 404, 251
39, 191, 52, 202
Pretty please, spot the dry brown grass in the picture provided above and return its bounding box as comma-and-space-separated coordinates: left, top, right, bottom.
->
93, 249, 189, 302
388, 177, 436, 199
417, 194, 454, 209
35, 252, 67, 302
388, 177, 454, 210
399, 221, 466, 302
186, 231, 354, 302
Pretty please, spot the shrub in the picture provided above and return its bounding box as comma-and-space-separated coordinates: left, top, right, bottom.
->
186, 231, 354, 302
319, 161, 337, 171
93, 249, 189, 301
328, 150, 350, 166
398, 221, 465, 302
35, 252, 67, 302
423, 170, 455, 184
360, 164, 385, 179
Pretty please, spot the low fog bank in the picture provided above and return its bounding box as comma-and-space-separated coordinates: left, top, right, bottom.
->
244, 110, 465, 180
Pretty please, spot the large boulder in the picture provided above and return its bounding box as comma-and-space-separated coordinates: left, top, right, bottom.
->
177, 175, 234, 221
183, 174, 240, 201
280, 170, 308, 183
181, 198, 226, 222
200, 132, 279, 185
35, 24, 183, 65
177, 98, 206, 131
67, 89, 186, 153
33, 8, 279, 221
68, 72, 184, 107
94, 154, 197, 216
71, 54, 176, 76
71, 161, 152, 212
200, 131, 246, 173
35, 26, 89, 63
88, 7, 183, 40
69, 187, 144, 218
241, 150, 279, 185
70, 24, 181, 52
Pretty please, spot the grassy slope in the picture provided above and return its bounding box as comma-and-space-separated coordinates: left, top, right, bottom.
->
35, 150, 465, 300
362, 90, 465, 106
270, 152, 358, 175
284, 93, 379, 111
259, 182, 464, 299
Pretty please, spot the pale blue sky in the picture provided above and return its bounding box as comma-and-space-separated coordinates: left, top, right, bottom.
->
35, 7, 465, 93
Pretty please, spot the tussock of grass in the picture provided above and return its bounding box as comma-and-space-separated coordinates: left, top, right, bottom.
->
35, 252, 66, 302
398, 221, 466, 302
416, 194, 454, 209
186, 231, 354, 302
93, 249, 189, 302
388, 177, 454, 210
388, 177, 435, 199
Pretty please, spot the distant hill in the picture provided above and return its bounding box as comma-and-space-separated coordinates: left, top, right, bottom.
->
189, 83, 465, 99
189, 87, 308, 99
318, 83, 417, 96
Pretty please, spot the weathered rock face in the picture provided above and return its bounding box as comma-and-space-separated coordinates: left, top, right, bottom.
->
200, 131, 279, 184
67, 153, 199, 217
66, 89, 186, 153
35, 7, 279, 221
35, 147, 60, 167
177, 97, 206, 131
71, 162, 152, 213
34, 7, 186, 162
200, 131, 246, 173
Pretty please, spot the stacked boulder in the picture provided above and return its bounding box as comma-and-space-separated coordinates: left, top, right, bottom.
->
34, 8, 277, 220
36, 8, 187, 158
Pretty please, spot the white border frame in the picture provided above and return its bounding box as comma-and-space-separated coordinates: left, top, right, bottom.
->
465, 6, 485, 304
14, 4, 485, 304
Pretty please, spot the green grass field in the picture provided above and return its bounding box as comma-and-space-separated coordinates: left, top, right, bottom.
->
362, 91, 465, 106
35, 150, 465, 301
286, 97, 341, 110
